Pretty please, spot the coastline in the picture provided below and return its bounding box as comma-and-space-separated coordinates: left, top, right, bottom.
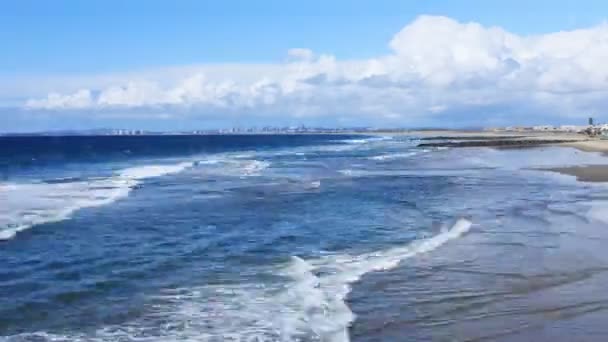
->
544, 165, 608, 183
399, 129, 608, 182
5, 131, 608, 340
412, 131, 590, 149
559, 140, 608, 153
547, 141, 608, 182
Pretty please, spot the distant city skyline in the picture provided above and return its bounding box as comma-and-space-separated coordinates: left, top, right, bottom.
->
2, 1, 608, 132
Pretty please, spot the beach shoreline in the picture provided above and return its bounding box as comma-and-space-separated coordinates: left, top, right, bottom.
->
393, 129, 608, 182
544, 165, 608, 183
559, 140, 608, 153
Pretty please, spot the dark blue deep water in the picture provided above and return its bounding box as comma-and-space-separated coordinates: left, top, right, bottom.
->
3, 134, 608, 341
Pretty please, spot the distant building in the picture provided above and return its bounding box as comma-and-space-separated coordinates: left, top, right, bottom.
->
559, 125, 586, 132
589, 117, 594, 126
532, 125, 556, 131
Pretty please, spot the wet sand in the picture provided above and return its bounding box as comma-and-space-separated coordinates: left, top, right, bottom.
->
405, 130, 591, 149
418, 138, 580, 148
546, 165, 608, 183
404, 130, 608, 182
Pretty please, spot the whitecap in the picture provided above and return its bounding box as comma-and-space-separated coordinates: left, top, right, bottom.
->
586, 201, 608, 225
194, 157, 271, 177
278, 218, 472, 341
0, 162, 193, 240
2, 219, 471, 341
342, 139, 368, 144
308, 180, 321, 189
118, 162, 193, 180
241, 160, 271, 176
368, 151, 417, 161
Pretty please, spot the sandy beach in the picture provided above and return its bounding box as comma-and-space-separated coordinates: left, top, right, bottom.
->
546, 165, 608, 182
560, 140, 608, 153
403, 129, 608, 182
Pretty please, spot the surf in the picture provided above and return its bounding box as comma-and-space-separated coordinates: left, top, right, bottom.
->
0, 162, 194, 240
1, 219, 472, 341
277, 218, 472, 342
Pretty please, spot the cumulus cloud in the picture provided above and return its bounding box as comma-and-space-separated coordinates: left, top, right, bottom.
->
21, 16, 608, 126
26, 89, 93, 109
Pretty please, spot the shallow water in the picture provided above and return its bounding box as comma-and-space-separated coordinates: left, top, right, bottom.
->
2, 135, 608, 341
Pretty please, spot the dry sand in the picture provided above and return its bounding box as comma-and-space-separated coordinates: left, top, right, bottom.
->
559, 140, 608, 153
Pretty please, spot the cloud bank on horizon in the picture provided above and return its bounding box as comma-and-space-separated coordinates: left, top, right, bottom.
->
17, 16, 608, 128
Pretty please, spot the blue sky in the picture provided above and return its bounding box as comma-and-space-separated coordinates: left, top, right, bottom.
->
2, 0, 608, 131
2, 0, 607, 73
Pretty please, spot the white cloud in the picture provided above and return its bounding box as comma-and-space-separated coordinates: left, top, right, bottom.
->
20, 16, 608, 126
25, 89, 92, 109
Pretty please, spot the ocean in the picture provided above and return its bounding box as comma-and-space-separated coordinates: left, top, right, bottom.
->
2, 134, 608, 341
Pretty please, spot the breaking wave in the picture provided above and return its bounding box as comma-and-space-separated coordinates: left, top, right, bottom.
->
369, 151, 418, 161
195, 157, 271, 177
277, 218, 473, 341
340, 136, 393, 144
0, 162, 193, 240
0, 152, 275, 241
586, 201, 608, 225
3, 218, 471, 341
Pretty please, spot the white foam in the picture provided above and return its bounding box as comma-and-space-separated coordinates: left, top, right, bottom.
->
118, 162, 193, 180
258, 138, 395, 157
193, 157, 271, 177
338, 169, 477, 178
586, 201, 608, 225
272, 218, 473, 342
342, 139, 368, 144
369, 151, 417, 161
308, 180, 322, 189
341, 136, 394, 145
275, 256, 353, 342
240, 160, 270, 176
2, 219, 471, 341
0, 162, 193, 240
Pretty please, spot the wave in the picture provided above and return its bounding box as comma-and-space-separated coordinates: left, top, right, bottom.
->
277, 218, 472, 341
194, 157, 271, 177
0, 162, 193, 240
118, 162, 193, 180
586, 201, 608, 225
338, 168, 480, 178
252, 136, 398, 157
343, 139, 369, 144
308, 180, 322, 189
368, 151, 418, 161
340, 136, 393, 145
241, 160, 271, 176
1, 219, 471, 341
0, 155, 274, 240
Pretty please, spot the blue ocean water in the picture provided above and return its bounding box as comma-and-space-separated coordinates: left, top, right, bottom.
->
3, 134, 608, 341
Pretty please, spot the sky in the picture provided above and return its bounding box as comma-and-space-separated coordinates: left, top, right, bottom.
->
2, 0, 608, 132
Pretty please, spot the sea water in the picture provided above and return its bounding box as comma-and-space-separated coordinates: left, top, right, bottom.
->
2, 134, 608, 341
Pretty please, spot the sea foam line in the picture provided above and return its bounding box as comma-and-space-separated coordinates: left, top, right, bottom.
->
278, 218, 472, 342
1, 219, 471, 341
0, 162, 193, 241
368, 151, 418, 161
